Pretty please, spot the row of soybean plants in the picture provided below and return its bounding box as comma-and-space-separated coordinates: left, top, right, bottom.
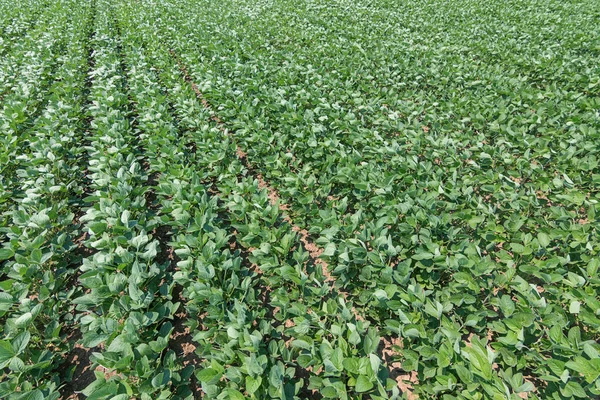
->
0, 0, 77, 222
0, 0, 94, 398
67, 1, 184, 398
109, 1, 402, 399
131, 0, 599, 398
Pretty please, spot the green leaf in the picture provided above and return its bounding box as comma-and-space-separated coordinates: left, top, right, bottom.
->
348, 329, 361, 345
330, 347, 344, 371
297, 355, 313, 368
562, 381, 588, 398
9, 356, 24, 372
151, 370, 171, 388
0, 341, 16, 367
227, 326, 239, 339
537, 232, 550, 247
16, 389, 44, 400
355, 375, 373, 393
291, 339, 312, 350
109, 395, 130, 400
455, 364, 472, 382
500, 295, 515, 317
322, 243, 336, 257
565, 357, 600, 384
15, 312, 32, 327
321, 386, 338, 398
0, 248, 14, 261
227, 389, 245, 400
12, 332, 30, 355
587, 258, 599, 277
412, 251, 433, 260
196, 367, 222, 385
569, 301, 581, 314
549, 325, 563, 343
246, 375, 262, 394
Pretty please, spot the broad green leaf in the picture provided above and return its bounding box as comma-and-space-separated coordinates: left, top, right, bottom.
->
570, 301, 581, 314
355, 375, 373, 393
0, 248, 14, 261
197, 368, 222, 385
246, 376, 262, 394
15, 312, 32, 327
12, 332, 30, 355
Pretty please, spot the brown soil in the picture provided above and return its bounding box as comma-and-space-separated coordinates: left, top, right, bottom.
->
380, 336, 418, 398
169, 298, 203, 396
58, 338, 96, 399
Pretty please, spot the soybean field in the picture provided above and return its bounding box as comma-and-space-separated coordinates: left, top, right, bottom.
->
0, 0, 599, 399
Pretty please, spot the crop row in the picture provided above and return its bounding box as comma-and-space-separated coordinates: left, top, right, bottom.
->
0, 0, 94, 398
